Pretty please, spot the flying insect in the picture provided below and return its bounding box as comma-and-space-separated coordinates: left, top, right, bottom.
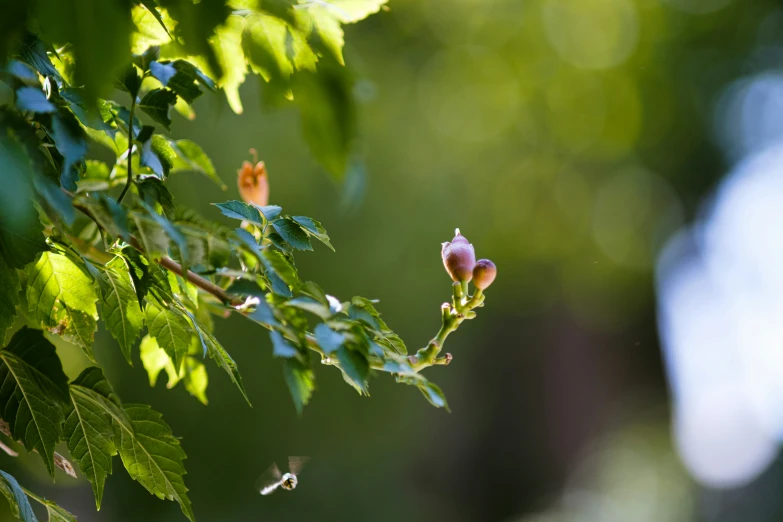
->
257, 457, 310, 495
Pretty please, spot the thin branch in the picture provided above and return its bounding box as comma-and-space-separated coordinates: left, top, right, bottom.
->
117, 95, 136, 204
0, 419, 77, 478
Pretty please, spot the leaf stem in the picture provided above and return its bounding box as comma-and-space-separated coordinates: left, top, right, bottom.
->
117, 95, 136, 204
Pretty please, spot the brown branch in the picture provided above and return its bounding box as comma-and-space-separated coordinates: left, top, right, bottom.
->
0, 420, 77, 478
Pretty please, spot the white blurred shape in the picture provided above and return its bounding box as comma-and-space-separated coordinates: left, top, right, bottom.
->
674, 389, 777, 489
656, 143, 783, 487
714, 73, 783, 163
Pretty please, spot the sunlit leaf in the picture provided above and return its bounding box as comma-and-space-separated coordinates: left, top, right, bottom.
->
144, 300, 192, 371
283, 358, 314, 415
94, 257, 145, 365
26, 251, 99, 359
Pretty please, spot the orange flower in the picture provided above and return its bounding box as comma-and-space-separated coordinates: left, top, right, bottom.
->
238, 149, 269, 206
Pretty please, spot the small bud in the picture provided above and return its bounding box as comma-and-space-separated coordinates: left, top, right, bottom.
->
441, 228, 476, 283
237, 150, 269, 206
472, 259, 497, 290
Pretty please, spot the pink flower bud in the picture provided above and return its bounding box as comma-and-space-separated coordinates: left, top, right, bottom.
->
441, 228, 476, 283
472, 259, 497, 290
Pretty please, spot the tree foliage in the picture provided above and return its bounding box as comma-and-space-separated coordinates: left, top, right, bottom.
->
0, 1, 494, 520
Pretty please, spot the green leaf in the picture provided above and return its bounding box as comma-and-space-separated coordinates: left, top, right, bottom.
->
269, 331, 298, 358
113, 404, 195, 522
182, 357, 208, 405
170, 140, 225, 188
291, 216, 334, 251
32, 174, 76, 226
314, 323, 344, 353
260, 248, 298, 287
418, 379, 449, 411
73, 193, 130, 241
337, 346, 369, 394
116, 246, 172, 305
140, 134, 176, 179
319, 0, 389, 23
0, 328, 69, 477
40, 500, 77, 522
95, 257, 145, 365
130, 212, 170, 259
258, 205, 282, 221
243, 13, 292, 82
64, 367, 119, 509
15, 87, 55, 113
26, 251, 99, 359
138, 178, 176, 219
50, 110, 88, 191
118, 64, 142, 98
0, 470, 37, 522
140, 334, 180, 388
0, 115, 46, 269
149, 60, 215, 103
292, 62, 355, 180
283, 358, 314, 415
196, 326, 251, 406
0, 256, 20, 343
213, 200, 263, 225
144, 301, 192, 372
210, 15, 247, 113
138, 88, 177, 129
271, 218, 312, 251
285, 297, 331, 319
14, 34, 61, 82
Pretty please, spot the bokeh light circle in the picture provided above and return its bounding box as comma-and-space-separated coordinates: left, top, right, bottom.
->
542, 0, 639, 70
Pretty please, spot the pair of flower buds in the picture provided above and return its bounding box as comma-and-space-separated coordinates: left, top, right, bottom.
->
442, 230, 497, 290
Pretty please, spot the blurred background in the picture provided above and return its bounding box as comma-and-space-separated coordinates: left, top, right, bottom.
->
8, 0, 783, 520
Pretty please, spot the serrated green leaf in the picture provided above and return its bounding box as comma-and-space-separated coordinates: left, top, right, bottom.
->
0, 256, 20, 343
243, 13, 292, 82
140, 334, 180, 388
113, 404, 195, 522
0, 328, 69, 477
213, 200, 263, 225
314, 323, 344, 353
257, 205, 282, 221
195, 325, 251, 406
170, 139, 225, 188
211, 15, 247, 113
271, 219, 312, 251
26, 251, 99, 359
95, 257, 144, 365
0, 470, 37, 522
283, 358, 314, 415
138, 88, 177, 129
41, 500, 77, 522
291, 215, 333, 251
64, 367, 119, 509
116, 246, 172, 305
144, 301, 192, 372
15, 86, 55, 113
